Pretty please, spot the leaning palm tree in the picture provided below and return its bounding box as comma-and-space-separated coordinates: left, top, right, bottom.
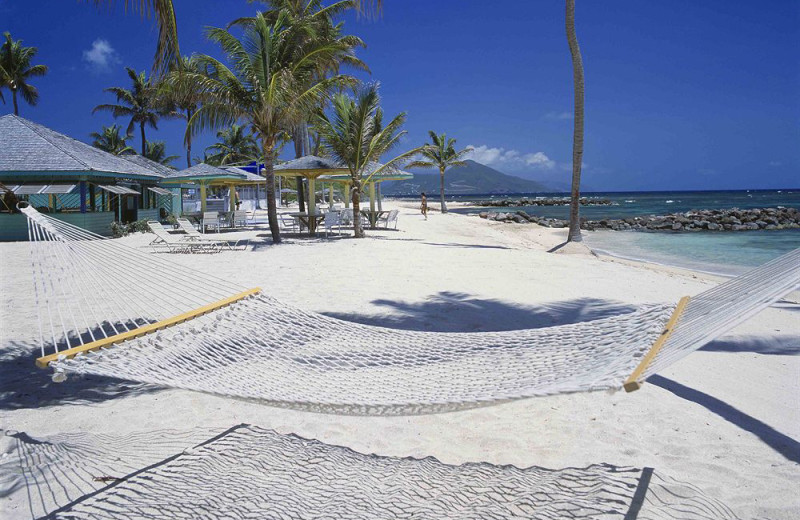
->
90, 124, 135, 155
566, 0, 584, 243
204, 125, 260, 166
176, 10, 354, 244
316, 84, 418, 238
93, 67, 173, 155
143, 140, 179, 166
407, 131, 469, 213
0, 32, 48, 116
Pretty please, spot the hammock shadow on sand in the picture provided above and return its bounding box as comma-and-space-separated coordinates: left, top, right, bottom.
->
323, 293, 638, 332
650, 375, 800, 464
0, 339, 159, 411
4, 426, 740, 520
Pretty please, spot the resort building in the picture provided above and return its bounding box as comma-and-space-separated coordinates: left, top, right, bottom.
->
0, 114, 175, 241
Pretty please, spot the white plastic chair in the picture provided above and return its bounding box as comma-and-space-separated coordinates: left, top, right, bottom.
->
320, 211, 342, 237
378, 209, 399, 229
202, 211, 222, 233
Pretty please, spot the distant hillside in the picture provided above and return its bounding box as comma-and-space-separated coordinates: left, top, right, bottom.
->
381, 160, 558, 196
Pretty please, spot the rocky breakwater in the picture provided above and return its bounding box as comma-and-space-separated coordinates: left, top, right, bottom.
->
478, 207, 800, 232
477, 197, 613, 207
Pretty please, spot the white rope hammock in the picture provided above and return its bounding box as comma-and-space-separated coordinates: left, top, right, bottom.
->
19, 205, 800, 415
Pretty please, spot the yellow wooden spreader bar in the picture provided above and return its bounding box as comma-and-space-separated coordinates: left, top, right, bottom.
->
36, 288, 262, 368
623, 296, 691, 393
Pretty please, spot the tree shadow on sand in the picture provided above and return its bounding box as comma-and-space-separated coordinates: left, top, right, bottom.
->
324, 292, 638, 332
0, 340, 160, 411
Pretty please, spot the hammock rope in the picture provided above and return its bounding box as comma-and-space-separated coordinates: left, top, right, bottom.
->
19, 205, 800, 415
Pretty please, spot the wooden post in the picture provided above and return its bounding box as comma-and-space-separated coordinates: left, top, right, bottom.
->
200, 183, 207, 213
343, 182, 350, 208
79, 181, 87, 214
369, 181, 376, 227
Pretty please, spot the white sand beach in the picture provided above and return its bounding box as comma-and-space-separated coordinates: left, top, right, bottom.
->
1, 202, 798, 519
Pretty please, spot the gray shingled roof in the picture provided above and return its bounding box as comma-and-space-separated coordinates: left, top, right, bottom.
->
223, 166, 265, 183
320, 161, 412, 181
119, 154, 177, 178
273, 155, 346, 174
164, 162, 245, 181
0, 114, 163, 179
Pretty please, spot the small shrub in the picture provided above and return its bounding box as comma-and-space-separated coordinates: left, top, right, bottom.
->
110, 219, 152, 238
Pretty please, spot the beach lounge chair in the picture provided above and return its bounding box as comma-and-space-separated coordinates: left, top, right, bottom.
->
279, 214, 299, 232
147, 221, 220, 254
377, 209, 399, 229
202, 211, 222, 233
176, 218, 248, 251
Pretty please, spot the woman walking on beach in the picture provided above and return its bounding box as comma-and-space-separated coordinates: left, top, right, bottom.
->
420, 192, 428, 220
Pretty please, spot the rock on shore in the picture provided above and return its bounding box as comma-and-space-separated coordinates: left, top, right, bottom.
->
478, 207, 800, 232
477, 197, 613, 207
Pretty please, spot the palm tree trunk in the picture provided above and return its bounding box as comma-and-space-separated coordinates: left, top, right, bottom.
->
566, 0, 584, 243
439, 167, 448, 213
263, 139, 281, 243
140, 123, 147, 156
185, 108, 193, 168
12, 89, 18, 115
352, 179, 363, 238
292, 127, 306, 212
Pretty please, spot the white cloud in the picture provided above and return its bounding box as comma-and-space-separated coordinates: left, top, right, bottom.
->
544, 111, 573, 121
82, 39, 120, 72
465, 144, 556, 171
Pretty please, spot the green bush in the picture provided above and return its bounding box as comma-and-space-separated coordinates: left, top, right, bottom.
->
110, 219, 153, 238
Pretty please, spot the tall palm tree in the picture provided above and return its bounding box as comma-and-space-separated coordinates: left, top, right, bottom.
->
176, 10, 354, 244
316, 84, 418, 238
566, 0, 584, 243
90, 124, 135, 155
143, 140, 179, 166
161, 56, 206, 167
0, 32, 48, 116
93, 67, 173, 155
260, 0, 368, 212
408, 131, 469, 213
204, 125, 261, 166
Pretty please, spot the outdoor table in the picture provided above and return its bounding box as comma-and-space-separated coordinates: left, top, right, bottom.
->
360, 209, 389, 229
289, 212, 326, 233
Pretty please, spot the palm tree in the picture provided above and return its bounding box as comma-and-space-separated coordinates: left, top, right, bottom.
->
90, 124, 135, 155
0, 32, 48, 116
316, 84, 417, 238
176, 10, 354, 244
408, 131, 469, 213
260, 0, 368, 212
93, 67, 173, 155
204, 125, 260, 166
143, 140, 179, 166
161, 56, 206, 167
566, 0, 584, 243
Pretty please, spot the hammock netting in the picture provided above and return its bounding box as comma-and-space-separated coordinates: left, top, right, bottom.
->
20, 205, 800, 415
3, 426, 739, 519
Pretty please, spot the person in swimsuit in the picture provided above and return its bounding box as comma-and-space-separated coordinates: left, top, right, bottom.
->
420, 192, 428, 220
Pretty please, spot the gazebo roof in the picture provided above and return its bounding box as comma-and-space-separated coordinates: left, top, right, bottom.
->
0, 114, 163, 180
320, 161, 413, 182
163, 162, 244, 182
273, 155, 348, 177
223, 166, 265, 183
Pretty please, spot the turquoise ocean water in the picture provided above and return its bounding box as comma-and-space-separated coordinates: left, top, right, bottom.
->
447, 190, 800, 276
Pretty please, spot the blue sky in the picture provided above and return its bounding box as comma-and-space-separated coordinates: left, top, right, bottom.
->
1, 0, 798, 191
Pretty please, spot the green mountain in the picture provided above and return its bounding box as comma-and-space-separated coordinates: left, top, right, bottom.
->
381, 160, 557, 196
